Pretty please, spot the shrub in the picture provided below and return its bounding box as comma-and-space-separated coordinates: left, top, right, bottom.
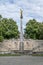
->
0, 36, 4, 42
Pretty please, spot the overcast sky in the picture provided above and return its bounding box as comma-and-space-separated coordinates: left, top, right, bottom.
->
0, 0, 43, 31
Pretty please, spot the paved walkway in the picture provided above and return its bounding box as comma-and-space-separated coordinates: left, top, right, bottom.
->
0, 56, 43, 65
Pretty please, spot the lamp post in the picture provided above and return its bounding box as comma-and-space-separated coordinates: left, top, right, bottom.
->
19, 9, 24, 53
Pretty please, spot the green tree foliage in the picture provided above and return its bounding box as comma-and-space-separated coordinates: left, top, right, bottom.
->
0, 36, 4, 42
0, 15, 19, 40
24, 19, 43, 40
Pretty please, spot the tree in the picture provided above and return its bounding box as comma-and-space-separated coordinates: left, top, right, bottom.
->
24, 19, 43, 40
39, 22, 43, 39
0, 15, 2, 20
0, 15, 19, 40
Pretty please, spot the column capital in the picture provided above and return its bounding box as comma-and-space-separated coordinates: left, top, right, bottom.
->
20, 9, 23, 19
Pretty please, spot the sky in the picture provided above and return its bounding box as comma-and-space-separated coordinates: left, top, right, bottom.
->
0, 0, 43, 31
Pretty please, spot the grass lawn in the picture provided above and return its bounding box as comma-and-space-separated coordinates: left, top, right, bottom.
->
32, 54, 43, 56
0, 53, 21, 56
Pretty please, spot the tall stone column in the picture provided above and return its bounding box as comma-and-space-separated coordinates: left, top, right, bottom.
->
19, 9, 24, 52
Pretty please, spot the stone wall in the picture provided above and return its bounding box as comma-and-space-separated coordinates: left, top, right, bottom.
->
0, 39, 43, 52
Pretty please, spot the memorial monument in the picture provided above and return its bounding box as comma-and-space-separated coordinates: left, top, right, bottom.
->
19, 9, 24, 53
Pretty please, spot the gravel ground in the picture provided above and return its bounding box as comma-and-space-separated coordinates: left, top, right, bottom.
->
0, 56, 43, 65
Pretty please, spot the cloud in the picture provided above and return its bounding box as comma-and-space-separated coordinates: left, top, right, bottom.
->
0, 0, 43, 31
